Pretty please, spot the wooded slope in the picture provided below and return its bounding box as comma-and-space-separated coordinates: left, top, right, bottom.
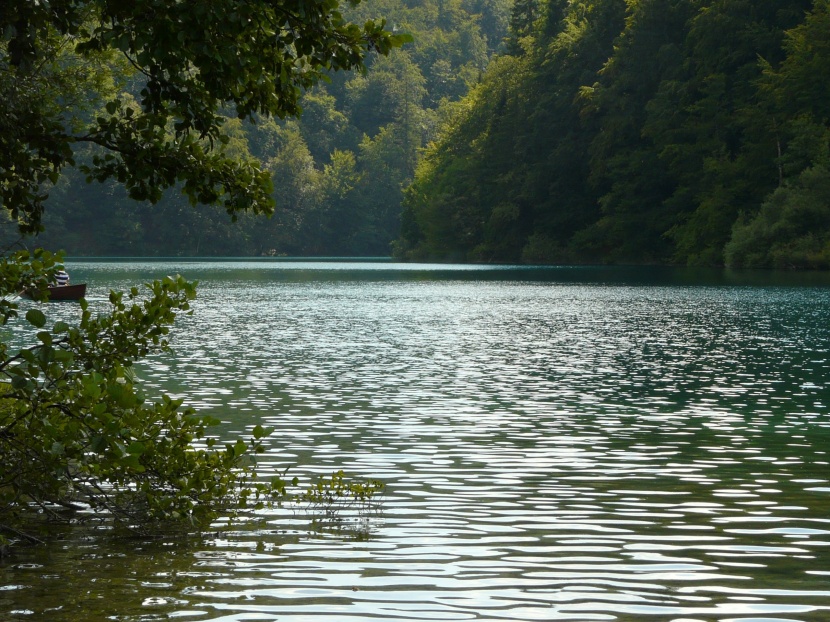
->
396, 0, 830, 268
27, 0, 510, 257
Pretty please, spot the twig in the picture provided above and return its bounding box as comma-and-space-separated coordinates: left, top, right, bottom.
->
0, 523, 45, 545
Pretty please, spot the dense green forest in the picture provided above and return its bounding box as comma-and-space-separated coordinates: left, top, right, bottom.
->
13, 0, 830, 266
397, 0, 830, 268
18, 0, 510, 257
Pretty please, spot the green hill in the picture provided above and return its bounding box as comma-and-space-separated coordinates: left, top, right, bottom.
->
395, 0, 830, 269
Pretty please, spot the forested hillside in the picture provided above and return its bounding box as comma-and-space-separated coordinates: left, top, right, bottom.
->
396, 0, 830, 268
27, 0, 510, 257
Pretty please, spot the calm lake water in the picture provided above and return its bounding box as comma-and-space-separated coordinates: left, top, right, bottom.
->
2, 260, 830, 622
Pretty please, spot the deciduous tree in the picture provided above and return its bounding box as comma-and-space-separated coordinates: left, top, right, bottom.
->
0, 0, 401, 542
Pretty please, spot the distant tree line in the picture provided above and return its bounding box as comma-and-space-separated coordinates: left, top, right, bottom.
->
396, 0, 830, 269
19, 0, 511, 258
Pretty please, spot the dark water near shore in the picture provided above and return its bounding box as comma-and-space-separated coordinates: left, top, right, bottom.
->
2, 261, 830, 621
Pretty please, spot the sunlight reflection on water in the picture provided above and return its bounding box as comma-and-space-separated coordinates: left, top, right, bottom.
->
3, 262, 830, 621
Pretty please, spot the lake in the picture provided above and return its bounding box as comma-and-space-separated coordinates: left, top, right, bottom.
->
2, 260, 830, 621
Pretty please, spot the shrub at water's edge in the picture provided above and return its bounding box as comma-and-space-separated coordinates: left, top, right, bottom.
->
1, 0, 399, 547
0, 256, 267, 541
0, 252, 384, 548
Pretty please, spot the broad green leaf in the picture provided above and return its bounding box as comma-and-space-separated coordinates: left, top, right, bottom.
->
126, 441, 146, 455
26, 308, 47, 328
252, 424, 272, 439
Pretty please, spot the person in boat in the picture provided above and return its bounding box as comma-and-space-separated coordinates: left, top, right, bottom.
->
55, 270, 70, 286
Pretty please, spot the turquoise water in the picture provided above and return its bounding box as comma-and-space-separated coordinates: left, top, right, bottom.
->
2, 262, 830, 621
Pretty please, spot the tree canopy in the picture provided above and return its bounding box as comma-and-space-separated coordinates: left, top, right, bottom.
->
1, 0, 404, 235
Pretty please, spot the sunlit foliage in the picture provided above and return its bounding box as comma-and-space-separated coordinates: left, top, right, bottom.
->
398, 0, 829, 268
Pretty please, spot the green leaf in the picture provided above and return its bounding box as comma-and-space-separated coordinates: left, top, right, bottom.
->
233, 438, 247, 458
252, 424, 272, 439
107, 381, 138, 407
52, 349, 73, 362
26, 308, 47, 328
91, 435, 108, 453
127, 441, 146, 455
11, 375, 28, 390
119, 454, 145, 472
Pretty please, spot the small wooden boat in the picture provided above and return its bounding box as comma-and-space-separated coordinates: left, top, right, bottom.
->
21, 283, 87, 301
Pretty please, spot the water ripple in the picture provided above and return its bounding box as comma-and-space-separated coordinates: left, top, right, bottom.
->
3, 264, 830, 621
